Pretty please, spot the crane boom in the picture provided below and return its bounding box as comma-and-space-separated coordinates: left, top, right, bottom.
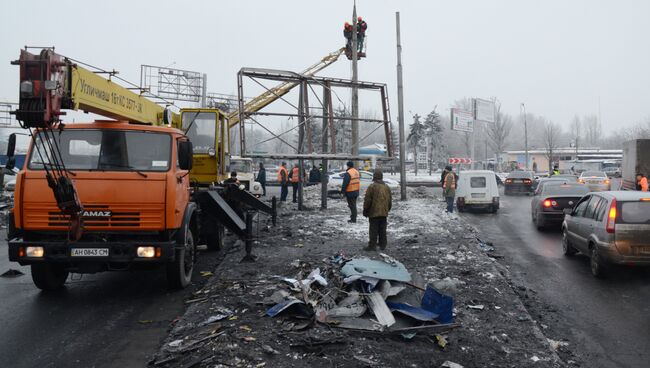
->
13, 48, 176, 129
228, 47, 345, 128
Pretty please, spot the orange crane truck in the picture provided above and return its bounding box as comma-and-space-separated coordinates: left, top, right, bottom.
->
6, 48, 274, 290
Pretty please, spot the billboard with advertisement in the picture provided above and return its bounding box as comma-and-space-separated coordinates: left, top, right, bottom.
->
451, 108, 474, 132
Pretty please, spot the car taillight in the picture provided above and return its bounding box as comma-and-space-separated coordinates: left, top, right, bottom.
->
606, 199, 617, 233
505, 179, 512, 184
543, 199, 552, 207
523, 179, 532, 184
604, 179, 610, 185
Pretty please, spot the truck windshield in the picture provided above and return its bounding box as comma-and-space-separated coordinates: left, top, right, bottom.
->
28, 129, 171, 172
182, 112, 216, 154
230, 160, 251, 173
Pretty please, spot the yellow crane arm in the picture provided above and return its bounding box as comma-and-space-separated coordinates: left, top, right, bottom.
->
227, 48, 345, 128
69, 65, 176, 126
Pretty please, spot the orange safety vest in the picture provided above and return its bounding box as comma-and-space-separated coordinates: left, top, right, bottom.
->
346, 168, 360, 192
639, 177, 649, 192
277, 166, 288, 183
443, 172, 456, 189
291, 167, 301, 183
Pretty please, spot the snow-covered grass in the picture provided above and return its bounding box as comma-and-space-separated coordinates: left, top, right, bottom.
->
384, 172, 441, 183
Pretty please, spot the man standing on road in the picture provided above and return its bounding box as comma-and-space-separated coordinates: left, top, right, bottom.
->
309, 164, 321, 185
257, 162, 267, 196
363, 169, 392, 251
289, 163, 301, 203
278, 162, 289, 202
637, 173, 648, 191
224, 171, 240, 186
342, 161, 360, 223
443, 166, 456, 213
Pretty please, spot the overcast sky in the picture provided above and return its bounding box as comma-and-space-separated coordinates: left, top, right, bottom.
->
1, 0, 649, 133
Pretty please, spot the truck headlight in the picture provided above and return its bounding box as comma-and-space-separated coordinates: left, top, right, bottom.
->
137, 246, 156, 258
26, 246, 44, 257
208, 148, 216, 157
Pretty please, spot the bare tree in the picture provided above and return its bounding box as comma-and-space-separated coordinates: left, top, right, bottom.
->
543, 120, 563, 172
583, 114, 601, 147
486, 104, 512, 167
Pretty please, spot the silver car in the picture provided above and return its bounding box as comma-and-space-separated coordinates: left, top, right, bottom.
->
562, 191, 650, 277
578, 171, 611, 191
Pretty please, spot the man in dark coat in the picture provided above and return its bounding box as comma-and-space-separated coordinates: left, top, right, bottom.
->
257, 162, 266, 196
309, 165, 321, 185
363, 169, 392, 251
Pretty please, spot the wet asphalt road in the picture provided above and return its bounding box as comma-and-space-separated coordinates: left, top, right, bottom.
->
458, 185, 650, 368
0, 239, 222, 368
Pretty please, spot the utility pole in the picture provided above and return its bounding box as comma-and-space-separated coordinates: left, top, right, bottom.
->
396, 12, 407, 201
351, 2, 359, 160
521, 103, 528, 170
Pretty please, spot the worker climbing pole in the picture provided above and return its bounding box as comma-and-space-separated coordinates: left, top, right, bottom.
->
343, 15, 368, 60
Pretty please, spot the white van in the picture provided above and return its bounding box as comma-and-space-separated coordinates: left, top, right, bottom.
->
456, 170, 500, 213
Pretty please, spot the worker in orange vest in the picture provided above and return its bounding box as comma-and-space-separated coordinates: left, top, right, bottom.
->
288, 163, 301, 203
277, 162, 289, 202
341, 161, 361, 223
637, 173, 649, 192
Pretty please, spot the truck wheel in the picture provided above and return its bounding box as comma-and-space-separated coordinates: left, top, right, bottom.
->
167, 229, 195, 289
206, 224, 224, 251
31, 263, 68, 291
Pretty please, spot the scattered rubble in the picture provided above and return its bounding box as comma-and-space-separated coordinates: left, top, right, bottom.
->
149, 187, 565, 367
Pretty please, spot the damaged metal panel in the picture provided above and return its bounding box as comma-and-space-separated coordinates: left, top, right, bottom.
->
365, 291, 396, 327
341, 258, 412, 283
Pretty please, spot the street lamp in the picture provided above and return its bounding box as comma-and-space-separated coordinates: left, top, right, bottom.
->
520, 103, 528, 170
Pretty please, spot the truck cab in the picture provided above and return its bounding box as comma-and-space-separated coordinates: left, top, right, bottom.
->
229, 156, 263, 196
7, 121, 198, 290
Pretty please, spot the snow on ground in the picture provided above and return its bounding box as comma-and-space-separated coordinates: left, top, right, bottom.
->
384, 172, 442, 183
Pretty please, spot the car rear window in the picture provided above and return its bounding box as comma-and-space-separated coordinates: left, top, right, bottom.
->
470, 177, 487, 188
542, 184, 589, 196
620, 202, 650, 224
508, 171, 532, 179
582, 171, 606, 177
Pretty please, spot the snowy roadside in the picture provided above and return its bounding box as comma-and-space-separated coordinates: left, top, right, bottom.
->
148, 186, 564, 368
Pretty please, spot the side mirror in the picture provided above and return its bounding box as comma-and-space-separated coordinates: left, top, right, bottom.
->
5, 134, 16, 171
178, 141, 193, 171
563, 208, 572, 216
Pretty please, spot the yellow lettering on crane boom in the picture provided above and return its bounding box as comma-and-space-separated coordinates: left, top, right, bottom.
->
70, 65, 176, 126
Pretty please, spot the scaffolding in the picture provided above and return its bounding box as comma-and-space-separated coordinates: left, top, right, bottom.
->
236, 67, 394, 210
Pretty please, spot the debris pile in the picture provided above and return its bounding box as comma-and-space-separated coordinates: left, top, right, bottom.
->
264, 252, 459, 337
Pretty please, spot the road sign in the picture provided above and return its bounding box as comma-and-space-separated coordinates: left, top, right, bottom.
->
451, 108, 474, 132
474, 98, 495, 123
448, 158, 472, 164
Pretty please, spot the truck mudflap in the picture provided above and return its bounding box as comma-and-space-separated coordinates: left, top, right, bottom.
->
8, 239, 176, 266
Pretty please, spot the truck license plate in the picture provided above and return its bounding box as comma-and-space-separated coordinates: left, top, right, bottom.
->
71, 248, 109, 257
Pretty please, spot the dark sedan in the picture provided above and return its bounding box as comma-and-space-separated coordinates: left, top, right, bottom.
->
504, 171, 535, 195
532, 175, 578, 191
531, 182, 589, 230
